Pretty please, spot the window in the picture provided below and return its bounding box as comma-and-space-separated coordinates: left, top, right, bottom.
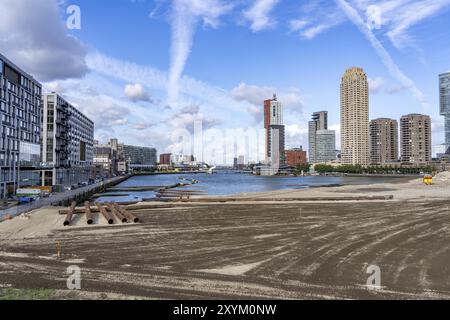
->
0, 59, 3, 74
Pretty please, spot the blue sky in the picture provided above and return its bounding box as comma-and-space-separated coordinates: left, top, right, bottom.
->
1, 0, 449, 164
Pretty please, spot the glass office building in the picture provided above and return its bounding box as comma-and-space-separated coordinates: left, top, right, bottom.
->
440, 72, 450, 153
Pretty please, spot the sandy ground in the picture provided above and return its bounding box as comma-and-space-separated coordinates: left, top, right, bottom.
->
0, 173, 449, 300
230, 173, 450, 202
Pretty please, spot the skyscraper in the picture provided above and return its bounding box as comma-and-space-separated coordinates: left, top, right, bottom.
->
308, 111, 328, 163
264, 94, 285, 166
439, 72, 450, 153
340, 67, 370, 165
369, 118, 399, 164
400, 114, 432, 164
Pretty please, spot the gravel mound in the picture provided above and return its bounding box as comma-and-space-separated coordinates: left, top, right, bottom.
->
433, 171, 450, 183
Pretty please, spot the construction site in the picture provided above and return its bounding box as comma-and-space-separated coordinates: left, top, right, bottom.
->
0, 173, 450, 300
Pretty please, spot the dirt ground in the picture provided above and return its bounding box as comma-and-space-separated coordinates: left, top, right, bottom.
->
1, 174, 449, 300
1, 202, 450, 299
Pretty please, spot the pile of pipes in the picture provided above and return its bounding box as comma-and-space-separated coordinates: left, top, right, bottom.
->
63, 201, 140, 226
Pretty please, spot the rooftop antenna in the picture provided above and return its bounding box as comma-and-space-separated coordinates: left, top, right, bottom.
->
273, 93, 277, 101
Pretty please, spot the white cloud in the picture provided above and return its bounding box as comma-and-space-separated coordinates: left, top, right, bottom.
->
288, 1, 346, 39
368, 77, 384, 94
134, 122, 154, 130
124, 83, 152, 102
350, 0, 450, 49
167, 0, 232, 106
231, 82, 304, 124
167, 104, 220, 133
289, 19, 309, 32
243, 0, 280, 32
0, 0, 88, 81
335, 0, 429, 109
285, 124, 308, 149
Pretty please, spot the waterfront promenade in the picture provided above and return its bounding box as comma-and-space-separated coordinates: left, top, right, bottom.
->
0, 176, 128, 220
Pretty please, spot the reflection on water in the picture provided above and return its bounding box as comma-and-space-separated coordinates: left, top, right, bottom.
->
96, 171, 412, 203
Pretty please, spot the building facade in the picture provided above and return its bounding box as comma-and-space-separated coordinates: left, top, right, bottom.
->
315, 130, 337, 163
440, 72, 450, 154
285, 147, 307, 167
308, 111, 336, 164
268, 125, 285, 167
369, 118, 399, 164
123, 145, 157, 166
93, 145, 116, 177
400, 114, 432, 164
0, 53, 42, 198
41, 93, 94, 186
93, 138, 125, 177
264, 94, 285, 166
159, 153, 172, 165
308, 111, 328, 164
340, 67, 370, 165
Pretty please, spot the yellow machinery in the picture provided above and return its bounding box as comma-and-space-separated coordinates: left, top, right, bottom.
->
423, 175, 433, 185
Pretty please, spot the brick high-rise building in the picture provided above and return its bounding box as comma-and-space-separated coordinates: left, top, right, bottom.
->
285, 147, 307, 167
340, 67, 370, 165
369, 118, 399, 164
159, 153, 172, 165
400, 114, 432, 164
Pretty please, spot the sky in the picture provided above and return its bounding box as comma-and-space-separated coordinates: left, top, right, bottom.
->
0, 0, 449, 165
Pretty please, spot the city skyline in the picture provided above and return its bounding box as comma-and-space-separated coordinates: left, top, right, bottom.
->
0, 0, 449, 164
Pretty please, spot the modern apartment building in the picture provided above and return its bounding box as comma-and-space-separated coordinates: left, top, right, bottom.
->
308, 111, 327, 164
315, 130, 337, 163
340, 67, 370, 165
369, 118, 399, 164
0, 53, 42, 198
308, 111, 335, 163
122, 144, 157, 168
264, 94, 285, 166
41, 93, 94, 186
440, 72, 450, 154
400, 114, 432, 164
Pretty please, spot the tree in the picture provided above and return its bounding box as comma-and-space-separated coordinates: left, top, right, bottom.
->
295, 163, 311, 175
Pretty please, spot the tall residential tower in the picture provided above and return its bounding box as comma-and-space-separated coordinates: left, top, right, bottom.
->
340, 67, 370, 165
400, 114, 432, 164
308, 111, 327, 163
369, 118, 399, 164
440, 72, 450, 154
264, 94, 285, 167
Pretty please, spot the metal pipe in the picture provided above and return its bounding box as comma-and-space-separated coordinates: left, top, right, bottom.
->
96, 203, 114, 224
114, 203, 140, 223
107, 203, 127, 223
84, 201, 93, 225
64, 201, 77, 226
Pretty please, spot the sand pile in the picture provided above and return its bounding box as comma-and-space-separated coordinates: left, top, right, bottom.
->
433, 171, 450, 183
